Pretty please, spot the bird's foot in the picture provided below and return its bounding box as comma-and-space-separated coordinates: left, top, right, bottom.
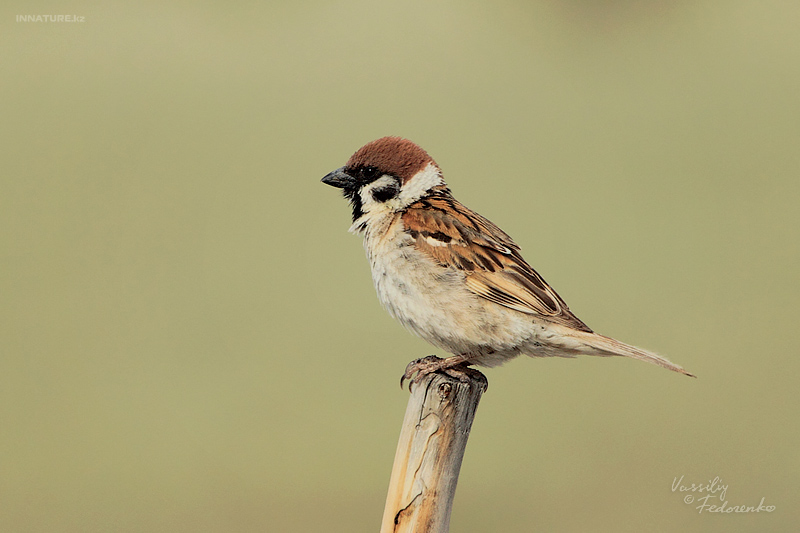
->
400, 355, 488, 392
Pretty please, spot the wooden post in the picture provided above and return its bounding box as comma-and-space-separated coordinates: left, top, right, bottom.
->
380, 370, 487, 533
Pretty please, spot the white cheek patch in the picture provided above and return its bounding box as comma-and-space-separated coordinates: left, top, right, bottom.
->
350, 175, 401, 235
359, 175, 398, 211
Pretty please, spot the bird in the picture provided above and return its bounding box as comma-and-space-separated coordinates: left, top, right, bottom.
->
321, 136, 694, 388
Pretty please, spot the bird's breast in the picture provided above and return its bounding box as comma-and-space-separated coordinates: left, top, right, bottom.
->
362, 222, 533, 359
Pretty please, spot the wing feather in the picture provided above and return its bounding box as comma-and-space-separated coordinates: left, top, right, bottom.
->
402, 189, 592, 332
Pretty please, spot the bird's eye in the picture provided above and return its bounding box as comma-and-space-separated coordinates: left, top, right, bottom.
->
361, 166, 380, 182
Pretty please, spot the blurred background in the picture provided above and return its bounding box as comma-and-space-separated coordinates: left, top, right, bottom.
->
1, 1, 798, 531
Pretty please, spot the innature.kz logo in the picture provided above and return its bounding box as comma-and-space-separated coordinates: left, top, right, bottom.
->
16, 15, 86, 23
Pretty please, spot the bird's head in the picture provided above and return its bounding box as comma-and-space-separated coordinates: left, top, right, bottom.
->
321, 137, 446, 223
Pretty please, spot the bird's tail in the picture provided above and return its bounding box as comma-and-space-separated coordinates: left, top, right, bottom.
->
576, 332, 695, 377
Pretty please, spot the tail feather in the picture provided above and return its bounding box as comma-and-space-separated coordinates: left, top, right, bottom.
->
579, 332, 695, 377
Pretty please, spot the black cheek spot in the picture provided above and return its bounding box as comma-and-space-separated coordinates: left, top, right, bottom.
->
371, 182, 400, 202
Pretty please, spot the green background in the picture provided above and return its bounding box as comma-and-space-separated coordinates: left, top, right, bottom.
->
2, 1, 798, 531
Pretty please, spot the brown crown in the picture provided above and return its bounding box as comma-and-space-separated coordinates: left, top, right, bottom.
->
346, 137, 438, 182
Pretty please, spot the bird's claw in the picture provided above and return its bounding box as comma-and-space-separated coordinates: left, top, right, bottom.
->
400, 355, 488, 392
400, 355, 443, 391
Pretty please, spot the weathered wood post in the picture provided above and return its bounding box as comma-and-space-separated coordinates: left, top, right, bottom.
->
380, 371, 487, 533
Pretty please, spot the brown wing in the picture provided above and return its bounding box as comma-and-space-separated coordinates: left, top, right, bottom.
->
401, 190, 592, 332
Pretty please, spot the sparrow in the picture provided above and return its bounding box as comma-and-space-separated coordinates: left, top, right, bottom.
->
321, 136, 694, 387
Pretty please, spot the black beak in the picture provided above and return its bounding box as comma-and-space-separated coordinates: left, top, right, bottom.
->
321, 167, 356, 189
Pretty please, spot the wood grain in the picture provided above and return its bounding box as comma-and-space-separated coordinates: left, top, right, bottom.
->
380, 371, 487, 533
